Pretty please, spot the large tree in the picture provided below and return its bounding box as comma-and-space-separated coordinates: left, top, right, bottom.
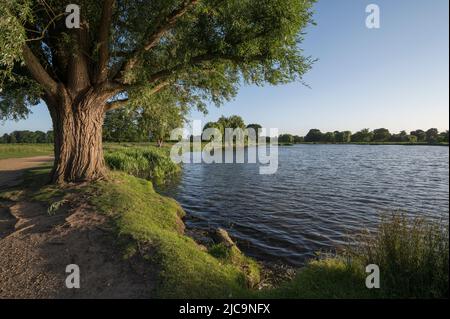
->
0, 0, 315, 183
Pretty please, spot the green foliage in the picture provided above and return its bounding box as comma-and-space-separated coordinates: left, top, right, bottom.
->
334, 131, 352, 143
278, 134, 294, 144
104, 145, 180, 184
103, 109, 142, 143
0, 0, 42, 120
202, 115, 259, 143
1, 0, 316, 121
426, 128, 439, 144
439, 130, 449, 143
351, 128, 374, 143
304, 129, 323, 142
136, 92, 187, 146
209, 244, 261, 288
268, 214, 449, 299
266, 258, 371, 299
0, 130, 54, 144
411, 129, 427, 142
372, 128, 391, 142
349, 214, 449, 298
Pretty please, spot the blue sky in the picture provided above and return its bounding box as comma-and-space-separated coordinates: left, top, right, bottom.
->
1, 0, 449, 136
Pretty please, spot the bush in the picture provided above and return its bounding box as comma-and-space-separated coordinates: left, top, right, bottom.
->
349, 213, 449, 298
104, 146, 180, 184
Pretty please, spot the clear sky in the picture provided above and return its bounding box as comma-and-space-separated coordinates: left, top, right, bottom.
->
1, 0, 449, 136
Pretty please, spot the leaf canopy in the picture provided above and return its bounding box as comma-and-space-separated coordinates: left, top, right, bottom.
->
0, 0, 316, 120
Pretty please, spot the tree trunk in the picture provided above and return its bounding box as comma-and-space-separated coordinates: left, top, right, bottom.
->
48, 91, 107, 184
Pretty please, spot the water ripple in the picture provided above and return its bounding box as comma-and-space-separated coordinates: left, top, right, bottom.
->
161, 145, 449, 266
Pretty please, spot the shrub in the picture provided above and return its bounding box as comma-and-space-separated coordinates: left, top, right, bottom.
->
104, 146, 180, 184
349, 213, 449, 298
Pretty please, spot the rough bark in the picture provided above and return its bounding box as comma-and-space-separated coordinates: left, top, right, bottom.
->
47, 90, 108, 184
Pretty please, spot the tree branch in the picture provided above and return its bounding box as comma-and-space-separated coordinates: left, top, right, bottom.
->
114, 0, 199, 83
67, 20, 91, 95
104, 98, 128, 112
142, 0, 199, 52
104, 81, 170, 112
96, 0, 115, 84
22, 44, 59, 97
146, 53, 265, 84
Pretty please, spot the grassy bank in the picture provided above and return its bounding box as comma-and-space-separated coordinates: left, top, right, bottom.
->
87, 172, 261, 298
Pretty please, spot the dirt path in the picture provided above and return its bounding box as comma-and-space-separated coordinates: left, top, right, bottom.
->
0, 159, 157, 299
0, 156, 54, 189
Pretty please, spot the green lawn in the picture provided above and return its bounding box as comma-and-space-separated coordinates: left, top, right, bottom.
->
0, 144, 54, 160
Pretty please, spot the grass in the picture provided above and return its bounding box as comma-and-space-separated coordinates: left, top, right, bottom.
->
88, 172, 258, 298
265, 258, 372, 298
347, 214, 449, 298
104, 145, 180, 184
0, 144, 53, 159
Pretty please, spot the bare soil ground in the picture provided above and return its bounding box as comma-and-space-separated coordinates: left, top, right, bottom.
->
0, 158, 156, 299
0, 156, 54, 189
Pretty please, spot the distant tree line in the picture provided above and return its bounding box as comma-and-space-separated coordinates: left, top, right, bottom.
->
2, 126, 448, 146
0, 130, 54, 144
280, 128, 449, 145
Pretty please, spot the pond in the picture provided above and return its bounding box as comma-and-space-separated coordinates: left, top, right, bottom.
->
162, 145, 449, 266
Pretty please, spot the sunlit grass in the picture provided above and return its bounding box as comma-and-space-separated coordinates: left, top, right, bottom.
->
0, 144, 53, 159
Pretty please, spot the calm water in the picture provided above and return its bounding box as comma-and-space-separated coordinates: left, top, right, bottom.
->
162, 145, 449, 266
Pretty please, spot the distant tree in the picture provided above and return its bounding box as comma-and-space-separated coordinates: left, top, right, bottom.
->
438, 130, 449, 144
8, 134, 17, 143
293, 135, 304, 143
34, 131, 48, 143
408, 135, 418, 143
342, 131, 352, 143
246, 124, 263, 141
225, 116, 246, 130
334, 131, 352, 143
279, 134, 294, 144
138, 101, 186, 147
410, 130, 427, 142
0, 134, 8, 144
372, 128, 391, 142
46, 131, 54, 144
11, 130, 37, 143
304, 129, 323, 143
426, 128, 439, 144
351, 129, 373, 143
322, 132, 335, 143
103, 109, 141, 143
334, 131, 343, 143
208, 115, 247, 143
391, 130, 409, 143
